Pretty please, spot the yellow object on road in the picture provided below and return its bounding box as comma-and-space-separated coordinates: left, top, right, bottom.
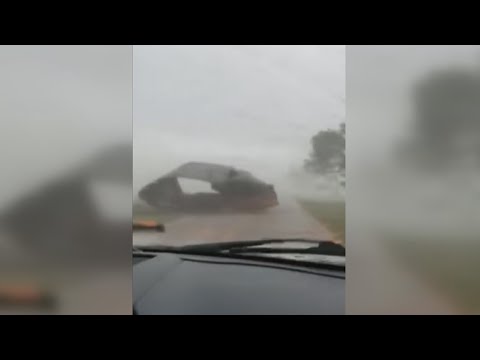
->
133, 221, 165, 232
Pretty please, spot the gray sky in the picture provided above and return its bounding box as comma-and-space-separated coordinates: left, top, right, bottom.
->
0, 45, 132, 206
133, 45, 345, 191
347, 45, 480, 169
347, 45, 480, 238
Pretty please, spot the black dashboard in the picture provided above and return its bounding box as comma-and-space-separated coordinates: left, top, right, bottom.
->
133, 251, 345, 315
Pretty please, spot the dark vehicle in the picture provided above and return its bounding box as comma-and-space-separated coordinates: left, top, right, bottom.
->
133, 238, 345, 315
138, 162, 279, 212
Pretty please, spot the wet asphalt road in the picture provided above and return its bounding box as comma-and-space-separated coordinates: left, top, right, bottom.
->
133, 198, 334, 247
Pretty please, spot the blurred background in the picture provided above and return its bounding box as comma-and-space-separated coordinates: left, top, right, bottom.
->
0, 45, 132, 314
347, 45, 480, 314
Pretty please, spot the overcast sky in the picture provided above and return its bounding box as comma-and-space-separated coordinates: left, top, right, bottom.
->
133, 45, 345, 191
347, 45, 480, 169
0, 45, 132, 206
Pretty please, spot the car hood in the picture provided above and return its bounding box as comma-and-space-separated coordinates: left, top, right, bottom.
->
133, 252, 344, 315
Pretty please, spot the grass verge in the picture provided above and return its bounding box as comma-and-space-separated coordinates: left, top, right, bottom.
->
297, 199, 345, 243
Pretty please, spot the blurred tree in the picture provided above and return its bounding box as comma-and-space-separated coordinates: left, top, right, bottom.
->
305, 123, 345, 176
401, 68, 480, 171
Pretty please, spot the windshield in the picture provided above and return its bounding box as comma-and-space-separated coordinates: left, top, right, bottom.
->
133, 45, 345, 264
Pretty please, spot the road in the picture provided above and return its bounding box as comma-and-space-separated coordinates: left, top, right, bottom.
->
347, 231, 461, 315
0, 267, 131, 315
134, 198, 334, 247
0, 231, 131, 315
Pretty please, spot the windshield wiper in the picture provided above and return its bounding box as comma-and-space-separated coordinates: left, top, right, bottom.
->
185, 239, 344, 256
136, 239, 344, 257
133, 245, 174, 253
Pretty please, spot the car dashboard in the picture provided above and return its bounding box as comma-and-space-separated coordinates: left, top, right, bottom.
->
133, 251, 345, 315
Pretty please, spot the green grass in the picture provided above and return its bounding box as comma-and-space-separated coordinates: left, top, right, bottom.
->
384, 233, 480, 313
298, 199, 345, 243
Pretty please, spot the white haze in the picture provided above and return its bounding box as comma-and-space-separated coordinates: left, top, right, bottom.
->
347, 45, 480, 315
133, 45, 345, 198
0, 45, 132, 208
348, 45, 480, 234
348, 45, 480, 171
0, 45, 132, 315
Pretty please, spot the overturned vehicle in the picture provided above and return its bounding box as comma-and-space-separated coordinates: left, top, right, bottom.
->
138, 162, 279, 212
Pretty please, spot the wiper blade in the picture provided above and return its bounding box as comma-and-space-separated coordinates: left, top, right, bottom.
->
133, 239, 345, 257
228, 243, 344, 256
133, 245, 176, 253
180, 239, 345, 257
